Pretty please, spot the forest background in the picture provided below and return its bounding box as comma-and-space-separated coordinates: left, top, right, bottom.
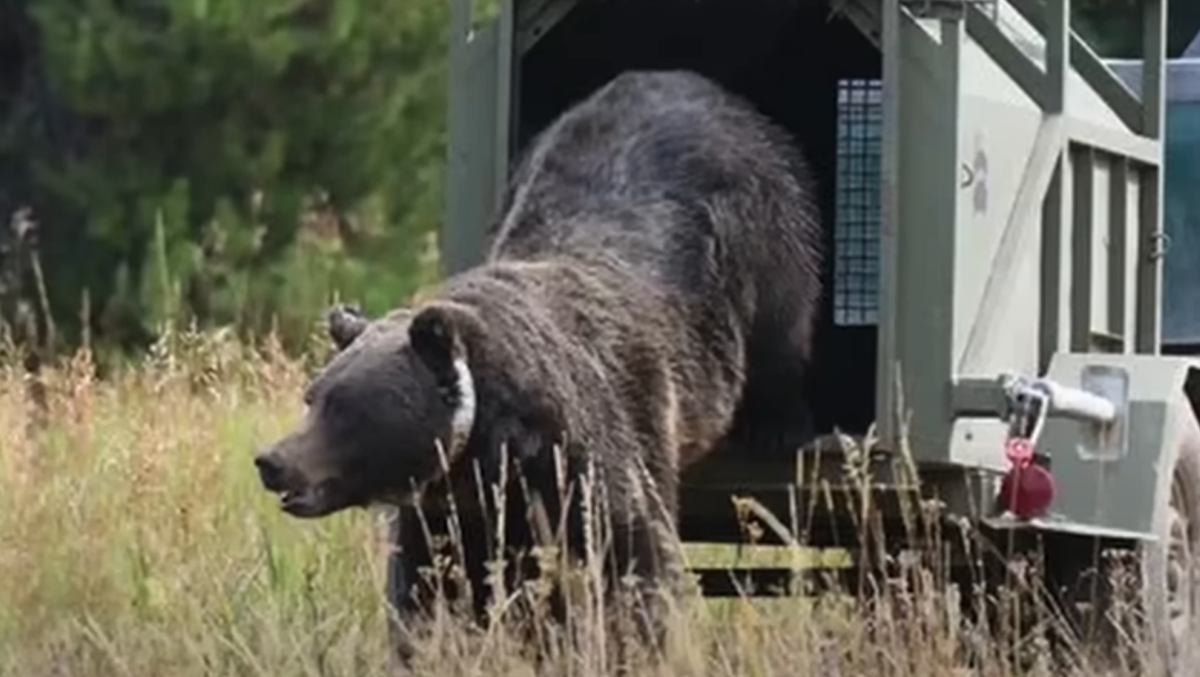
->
1, 0, 1198, 366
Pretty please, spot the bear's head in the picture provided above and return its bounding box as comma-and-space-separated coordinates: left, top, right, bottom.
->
252, 302, 479, 518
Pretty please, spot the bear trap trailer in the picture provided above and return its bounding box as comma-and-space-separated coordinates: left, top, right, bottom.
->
390, 0, 1200, 667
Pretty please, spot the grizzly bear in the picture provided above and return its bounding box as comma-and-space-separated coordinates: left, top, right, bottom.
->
253, 69, 823, 663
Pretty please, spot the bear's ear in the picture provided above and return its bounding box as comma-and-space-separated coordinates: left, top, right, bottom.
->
326, 304, 369, 351
408, 305, 460, 373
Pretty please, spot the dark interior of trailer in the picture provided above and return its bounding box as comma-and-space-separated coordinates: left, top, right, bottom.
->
517, 0, 883, 449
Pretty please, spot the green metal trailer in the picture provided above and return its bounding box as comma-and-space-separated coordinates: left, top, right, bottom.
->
390, 0, 1200, 669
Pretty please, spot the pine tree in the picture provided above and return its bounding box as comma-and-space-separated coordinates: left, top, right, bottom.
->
4, 0, 449, 351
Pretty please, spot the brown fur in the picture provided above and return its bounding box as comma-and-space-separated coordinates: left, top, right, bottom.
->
253, 69, 823, 663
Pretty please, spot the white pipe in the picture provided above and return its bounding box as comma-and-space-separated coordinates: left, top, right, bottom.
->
1031, 378, 1118, 425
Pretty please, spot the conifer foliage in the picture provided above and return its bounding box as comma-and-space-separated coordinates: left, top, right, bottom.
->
1, 0, 448, 353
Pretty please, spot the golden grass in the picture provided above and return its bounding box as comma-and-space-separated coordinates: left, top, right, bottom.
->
0, 326, 1169, 676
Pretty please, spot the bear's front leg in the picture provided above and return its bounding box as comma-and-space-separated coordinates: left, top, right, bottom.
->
606, 512, 675, 668
384, 502, 500, 674
383, 505, 429, 675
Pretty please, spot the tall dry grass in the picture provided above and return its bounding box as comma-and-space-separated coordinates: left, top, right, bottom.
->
0, 324, 1169, 676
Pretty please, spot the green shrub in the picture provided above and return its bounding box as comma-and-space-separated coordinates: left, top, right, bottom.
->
6, 0, 449, 352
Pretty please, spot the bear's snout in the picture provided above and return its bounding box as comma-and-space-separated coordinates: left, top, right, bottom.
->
251, 440, 354, 519
254, 450, 289, 492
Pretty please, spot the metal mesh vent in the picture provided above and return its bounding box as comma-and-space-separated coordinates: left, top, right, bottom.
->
833, 78, 883, 327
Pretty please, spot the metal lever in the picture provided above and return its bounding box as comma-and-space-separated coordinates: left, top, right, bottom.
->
1001, 374, 1049, 447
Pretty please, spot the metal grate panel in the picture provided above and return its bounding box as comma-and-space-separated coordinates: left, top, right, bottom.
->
833, 78, 882, 327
